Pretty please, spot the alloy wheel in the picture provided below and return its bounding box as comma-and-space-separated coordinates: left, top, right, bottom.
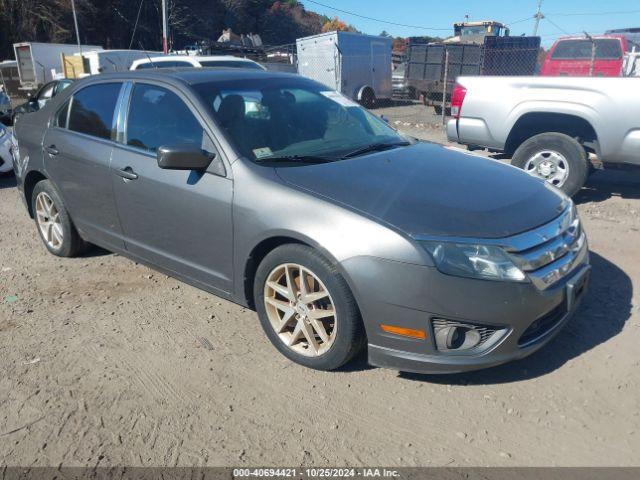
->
263, 263, 337, 357
524, 150, 570, 187
35, 192, 63, 249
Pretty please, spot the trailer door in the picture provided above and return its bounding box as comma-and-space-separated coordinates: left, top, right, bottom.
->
371, 41, 388, 97
15, 45, 36, 86
297, 37, 339, 91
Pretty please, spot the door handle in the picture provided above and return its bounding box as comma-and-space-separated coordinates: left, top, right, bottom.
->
115, 167, 138, 180
44, 145, 59, 156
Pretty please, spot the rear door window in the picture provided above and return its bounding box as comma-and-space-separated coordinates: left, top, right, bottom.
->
68, 83, 122, 140
551, 39, 622, 60
125, 83, 208, 152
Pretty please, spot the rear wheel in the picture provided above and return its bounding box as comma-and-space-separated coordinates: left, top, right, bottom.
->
360, 87, 376, 109
511, 132, 589, 197
254, 244, 364, 371
32, 180, 86, 257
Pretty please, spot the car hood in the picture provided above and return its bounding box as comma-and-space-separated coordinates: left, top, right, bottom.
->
275, 142, 566, 239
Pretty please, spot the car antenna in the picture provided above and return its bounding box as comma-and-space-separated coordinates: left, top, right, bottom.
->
138, 41, 158, 69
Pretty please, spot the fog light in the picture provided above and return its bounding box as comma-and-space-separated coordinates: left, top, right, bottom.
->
432, 318, 497, 352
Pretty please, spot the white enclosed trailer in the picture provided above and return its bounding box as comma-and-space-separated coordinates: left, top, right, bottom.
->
296, 31, 392, 107
13, 42, 102, 90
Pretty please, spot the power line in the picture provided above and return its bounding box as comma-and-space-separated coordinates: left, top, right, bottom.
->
544, 16, 571, 36
303, 0, 451, 32
128, 0, 145, 50
506, 16, 534, 26
546, 9, 640, 17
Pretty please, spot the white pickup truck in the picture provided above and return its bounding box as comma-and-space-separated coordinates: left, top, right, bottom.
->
446, 77, 640, 195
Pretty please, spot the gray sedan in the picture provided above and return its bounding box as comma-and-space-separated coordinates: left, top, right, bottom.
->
12, 69, 590, 374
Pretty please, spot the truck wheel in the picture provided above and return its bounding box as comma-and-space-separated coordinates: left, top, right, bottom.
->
254, 244, 365, 371
31, 180, 87, 257
511, 132, 589, 197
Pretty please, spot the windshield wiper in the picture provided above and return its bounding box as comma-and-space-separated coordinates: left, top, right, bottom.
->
257, 154, 336, 164
341, 141, 411, 159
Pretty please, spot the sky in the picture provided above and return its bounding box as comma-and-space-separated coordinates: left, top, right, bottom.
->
300, 0, 640, 47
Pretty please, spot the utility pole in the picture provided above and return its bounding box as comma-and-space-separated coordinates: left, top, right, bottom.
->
161, 0, 169, 54
584, 31, 596, 76
70, 0, 82, 55
533, 0, 544, 36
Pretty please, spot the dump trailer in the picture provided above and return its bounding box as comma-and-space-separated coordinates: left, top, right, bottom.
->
13, 42, 102, 91
297, 31, 392, 107
406, 22, 540, 113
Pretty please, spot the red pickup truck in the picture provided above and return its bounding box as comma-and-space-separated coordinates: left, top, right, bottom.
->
540, 35, 635, 77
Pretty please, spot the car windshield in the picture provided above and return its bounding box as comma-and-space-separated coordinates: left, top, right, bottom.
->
193, 78, 406, 164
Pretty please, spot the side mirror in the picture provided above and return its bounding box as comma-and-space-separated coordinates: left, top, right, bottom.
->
157, 145, 214, 171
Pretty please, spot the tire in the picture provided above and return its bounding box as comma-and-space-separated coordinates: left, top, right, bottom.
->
511, 132, 589, 197
360, 88, 376, 109
253, 244, 364, 371
31, 180, 87, 257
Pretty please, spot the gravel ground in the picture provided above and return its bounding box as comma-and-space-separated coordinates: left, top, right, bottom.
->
1, 107, 639, 466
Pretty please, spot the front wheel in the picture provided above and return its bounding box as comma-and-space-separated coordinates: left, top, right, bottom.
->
511, 132, 589, 197
253, 244, 364, 371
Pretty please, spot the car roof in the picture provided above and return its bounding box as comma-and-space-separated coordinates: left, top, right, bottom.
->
134, 55, 259, 64
74, 68, 305, 87
189, 55, 259, 62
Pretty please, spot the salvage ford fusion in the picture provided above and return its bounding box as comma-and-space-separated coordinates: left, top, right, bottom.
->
12, 69, 590, 374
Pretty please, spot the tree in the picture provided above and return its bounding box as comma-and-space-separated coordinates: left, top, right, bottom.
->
392, 37, 407, 52
0, 0, 328, 59
379, 30, 391, 38
321, 16, 358, 33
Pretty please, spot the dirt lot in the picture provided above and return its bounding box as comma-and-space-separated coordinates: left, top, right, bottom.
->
1, 109, 639, 467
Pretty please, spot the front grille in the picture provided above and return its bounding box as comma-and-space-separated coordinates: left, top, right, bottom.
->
518, 303, 566, 346
505, 206, 588, 290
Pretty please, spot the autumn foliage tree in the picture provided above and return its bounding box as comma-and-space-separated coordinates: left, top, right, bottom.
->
0, 0, 328, 58
321, 16, 358, 33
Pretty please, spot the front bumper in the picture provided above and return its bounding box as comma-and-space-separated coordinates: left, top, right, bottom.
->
342, 250, 590, 375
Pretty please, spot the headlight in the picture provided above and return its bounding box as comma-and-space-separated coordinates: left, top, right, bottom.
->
422, 242, 526, 282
